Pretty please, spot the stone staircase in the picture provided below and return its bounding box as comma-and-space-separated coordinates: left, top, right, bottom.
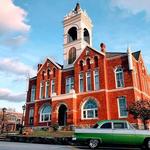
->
0, 135, 6, 141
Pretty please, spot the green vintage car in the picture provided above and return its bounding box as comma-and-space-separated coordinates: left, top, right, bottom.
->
73, 120, 150, 149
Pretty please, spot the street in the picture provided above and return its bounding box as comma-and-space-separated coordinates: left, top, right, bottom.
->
0, 142, 141, 150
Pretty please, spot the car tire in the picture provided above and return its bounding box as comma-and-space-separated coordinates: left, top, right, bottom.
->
145, 138, 150, 150
89, 139, 99, 149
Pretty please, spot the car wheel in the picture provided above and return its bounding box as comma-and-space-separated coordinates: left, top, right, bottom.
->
145, 139, 150, 150
89, 139, 99, 149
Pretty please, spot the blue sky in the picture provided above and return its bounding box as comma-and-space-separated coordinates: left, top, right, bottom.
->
0, 0, 150, 112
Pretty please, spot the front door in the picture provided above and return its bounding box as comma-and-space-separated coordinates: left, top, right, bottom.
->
58, 104, 67, 126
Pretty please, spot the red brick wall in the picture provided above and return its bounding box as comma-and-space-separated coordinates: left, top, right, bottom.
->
25, 48, 150, 127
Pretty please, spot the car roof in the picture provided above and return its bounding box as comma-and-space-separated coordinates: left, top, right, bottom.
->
97, 120, 128, 125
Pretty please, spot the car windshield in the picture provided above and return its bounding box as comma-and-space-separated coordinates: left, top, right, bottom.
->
92, 123, 99, 128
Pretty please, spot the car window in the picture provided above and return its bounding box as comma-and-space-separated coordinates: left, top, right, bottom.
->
92, 123, 99, 128
113, 122, 128, 129
100, 122, 112, 129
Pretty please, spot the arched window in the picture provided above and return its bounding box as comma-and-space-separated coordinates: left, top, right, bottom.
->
68, 27, 77, 43
82, 99, 98, 119
79, 60, 84, 71
53, 68, 56, 78
84, 28, 90, 44
40, 105, 51, 122
115, 67, 124, 88
42, 71, 45, 80
94, 56, 98, 68
47, 69, 50, 79
68, 47, 76, 64
86, 58, 91, 69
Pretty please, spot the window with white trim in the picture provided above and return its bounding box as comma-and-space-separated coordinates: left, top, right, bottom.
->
40, 82, 44, 99
82, 99, 98, 119
79, 73, 84, 92
115, 68, 124, 88
118, 97, 128, 118
29, 108, 34, 125
40, 105, 51, 122
51, 79, 55, 94
66, 77, 74, 93
94, 70, 99, 90
31, 85, 36, 102
86, 72, 92, 91
45, 81, 50, 98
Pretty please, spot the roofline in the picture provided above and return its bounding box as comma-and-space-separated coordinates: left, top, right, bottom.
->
37, 57, 62, 74
74, 46, 105, 64
29, 76, 37, 81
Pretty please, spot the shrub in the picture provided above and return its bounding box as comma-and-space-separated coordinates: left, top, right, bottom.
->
51, 123, 59, 131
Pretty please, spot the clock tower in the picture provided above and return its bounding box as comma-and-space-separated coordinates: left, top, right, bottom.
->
63, 3, 93, 69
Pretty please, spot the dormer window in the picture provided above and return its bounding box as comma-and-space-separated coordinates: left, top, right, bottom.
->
42, 71, 45, 80
79, 60, 84, 71
47, 69, 50, 79
68, 47, 76, 64
68, 27, 77, 43
53, 68, 56, 78
86, 58, 91, 69
94, 56, 98, 68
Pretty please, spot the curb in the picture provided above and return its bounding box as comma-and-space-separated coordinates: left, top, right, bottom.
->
5, 135, 74, 145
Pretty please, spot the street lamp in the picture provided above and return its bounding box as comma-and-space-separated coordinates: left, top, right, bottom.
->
1, 107, 7, 134
20, 105, 26, 134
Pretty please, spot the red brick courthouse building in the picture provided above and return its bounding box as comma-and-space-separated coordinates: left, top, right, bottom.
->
25, 4, 150, 128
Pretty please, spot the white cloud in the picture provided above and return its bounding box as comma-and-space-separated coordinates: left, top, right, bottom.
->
0, 0, 30, 34
0, 88, 25, 102
111, 0, 150, 20
1, 35, 27, 47
0, 58, 36, 77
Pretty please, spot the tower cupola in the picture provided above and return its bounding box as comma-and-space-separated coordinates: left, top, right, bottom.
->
63, 3, 93, 69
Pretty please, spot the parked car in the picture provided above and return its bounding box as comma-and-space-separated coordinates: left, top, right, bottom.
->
73, 120, 150, 149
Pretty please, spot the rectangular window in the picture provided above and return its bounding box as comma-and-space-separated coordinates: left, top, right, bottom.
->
86, 72, 91, 91
29, 108, 34, 125
45, 81, 50, 98
40, 82, 44, 99
118, 97, 128, 118
31, 85, 36, 102
113, 122, 128, 129
66, 77, 74, 93
79, 73, 84, 92
51, 79, 55, 94
94, 70, 99, 90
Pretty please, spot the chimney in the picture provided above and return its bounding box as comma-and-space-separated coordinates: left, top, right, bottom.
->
38, 64, 42, 71
127, 47, 133, 71
100, 43, 106, 53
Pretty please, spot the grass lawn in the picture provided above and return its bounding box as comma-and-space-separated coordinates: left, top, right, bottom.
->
28, 130, 74, 138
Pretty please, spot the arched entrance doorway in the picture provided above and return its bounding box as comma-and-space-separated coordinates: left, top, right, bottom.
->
58, 104, 67, 126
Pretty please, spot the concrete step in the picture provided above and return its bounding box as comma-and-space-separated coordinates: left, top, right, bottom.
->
0, 136, 6, 141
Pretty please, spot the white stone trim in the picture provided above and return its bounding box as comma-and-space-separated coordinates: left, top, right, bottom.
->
52, 92, 76, 101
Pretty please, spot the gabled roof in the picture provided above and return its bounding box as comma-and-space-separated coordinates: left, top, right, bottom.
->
132, 51, 141, 60
106, 52, 127, 58
29, 76, 37, 81
38, 57, 62, 74
106, 50, 141, 61
74, 46, 105, 64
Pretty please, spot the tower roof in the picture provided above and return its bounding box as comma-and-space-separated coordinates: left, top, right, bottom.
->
74, 3, 80, 13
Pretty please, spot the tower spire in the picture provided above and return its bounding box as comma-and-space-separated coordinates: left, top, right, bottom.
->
74, 3, 80, 13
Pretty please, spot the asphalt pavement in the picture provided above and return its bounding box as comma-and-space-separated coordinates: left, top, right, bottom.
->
0, 142, 141, 150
